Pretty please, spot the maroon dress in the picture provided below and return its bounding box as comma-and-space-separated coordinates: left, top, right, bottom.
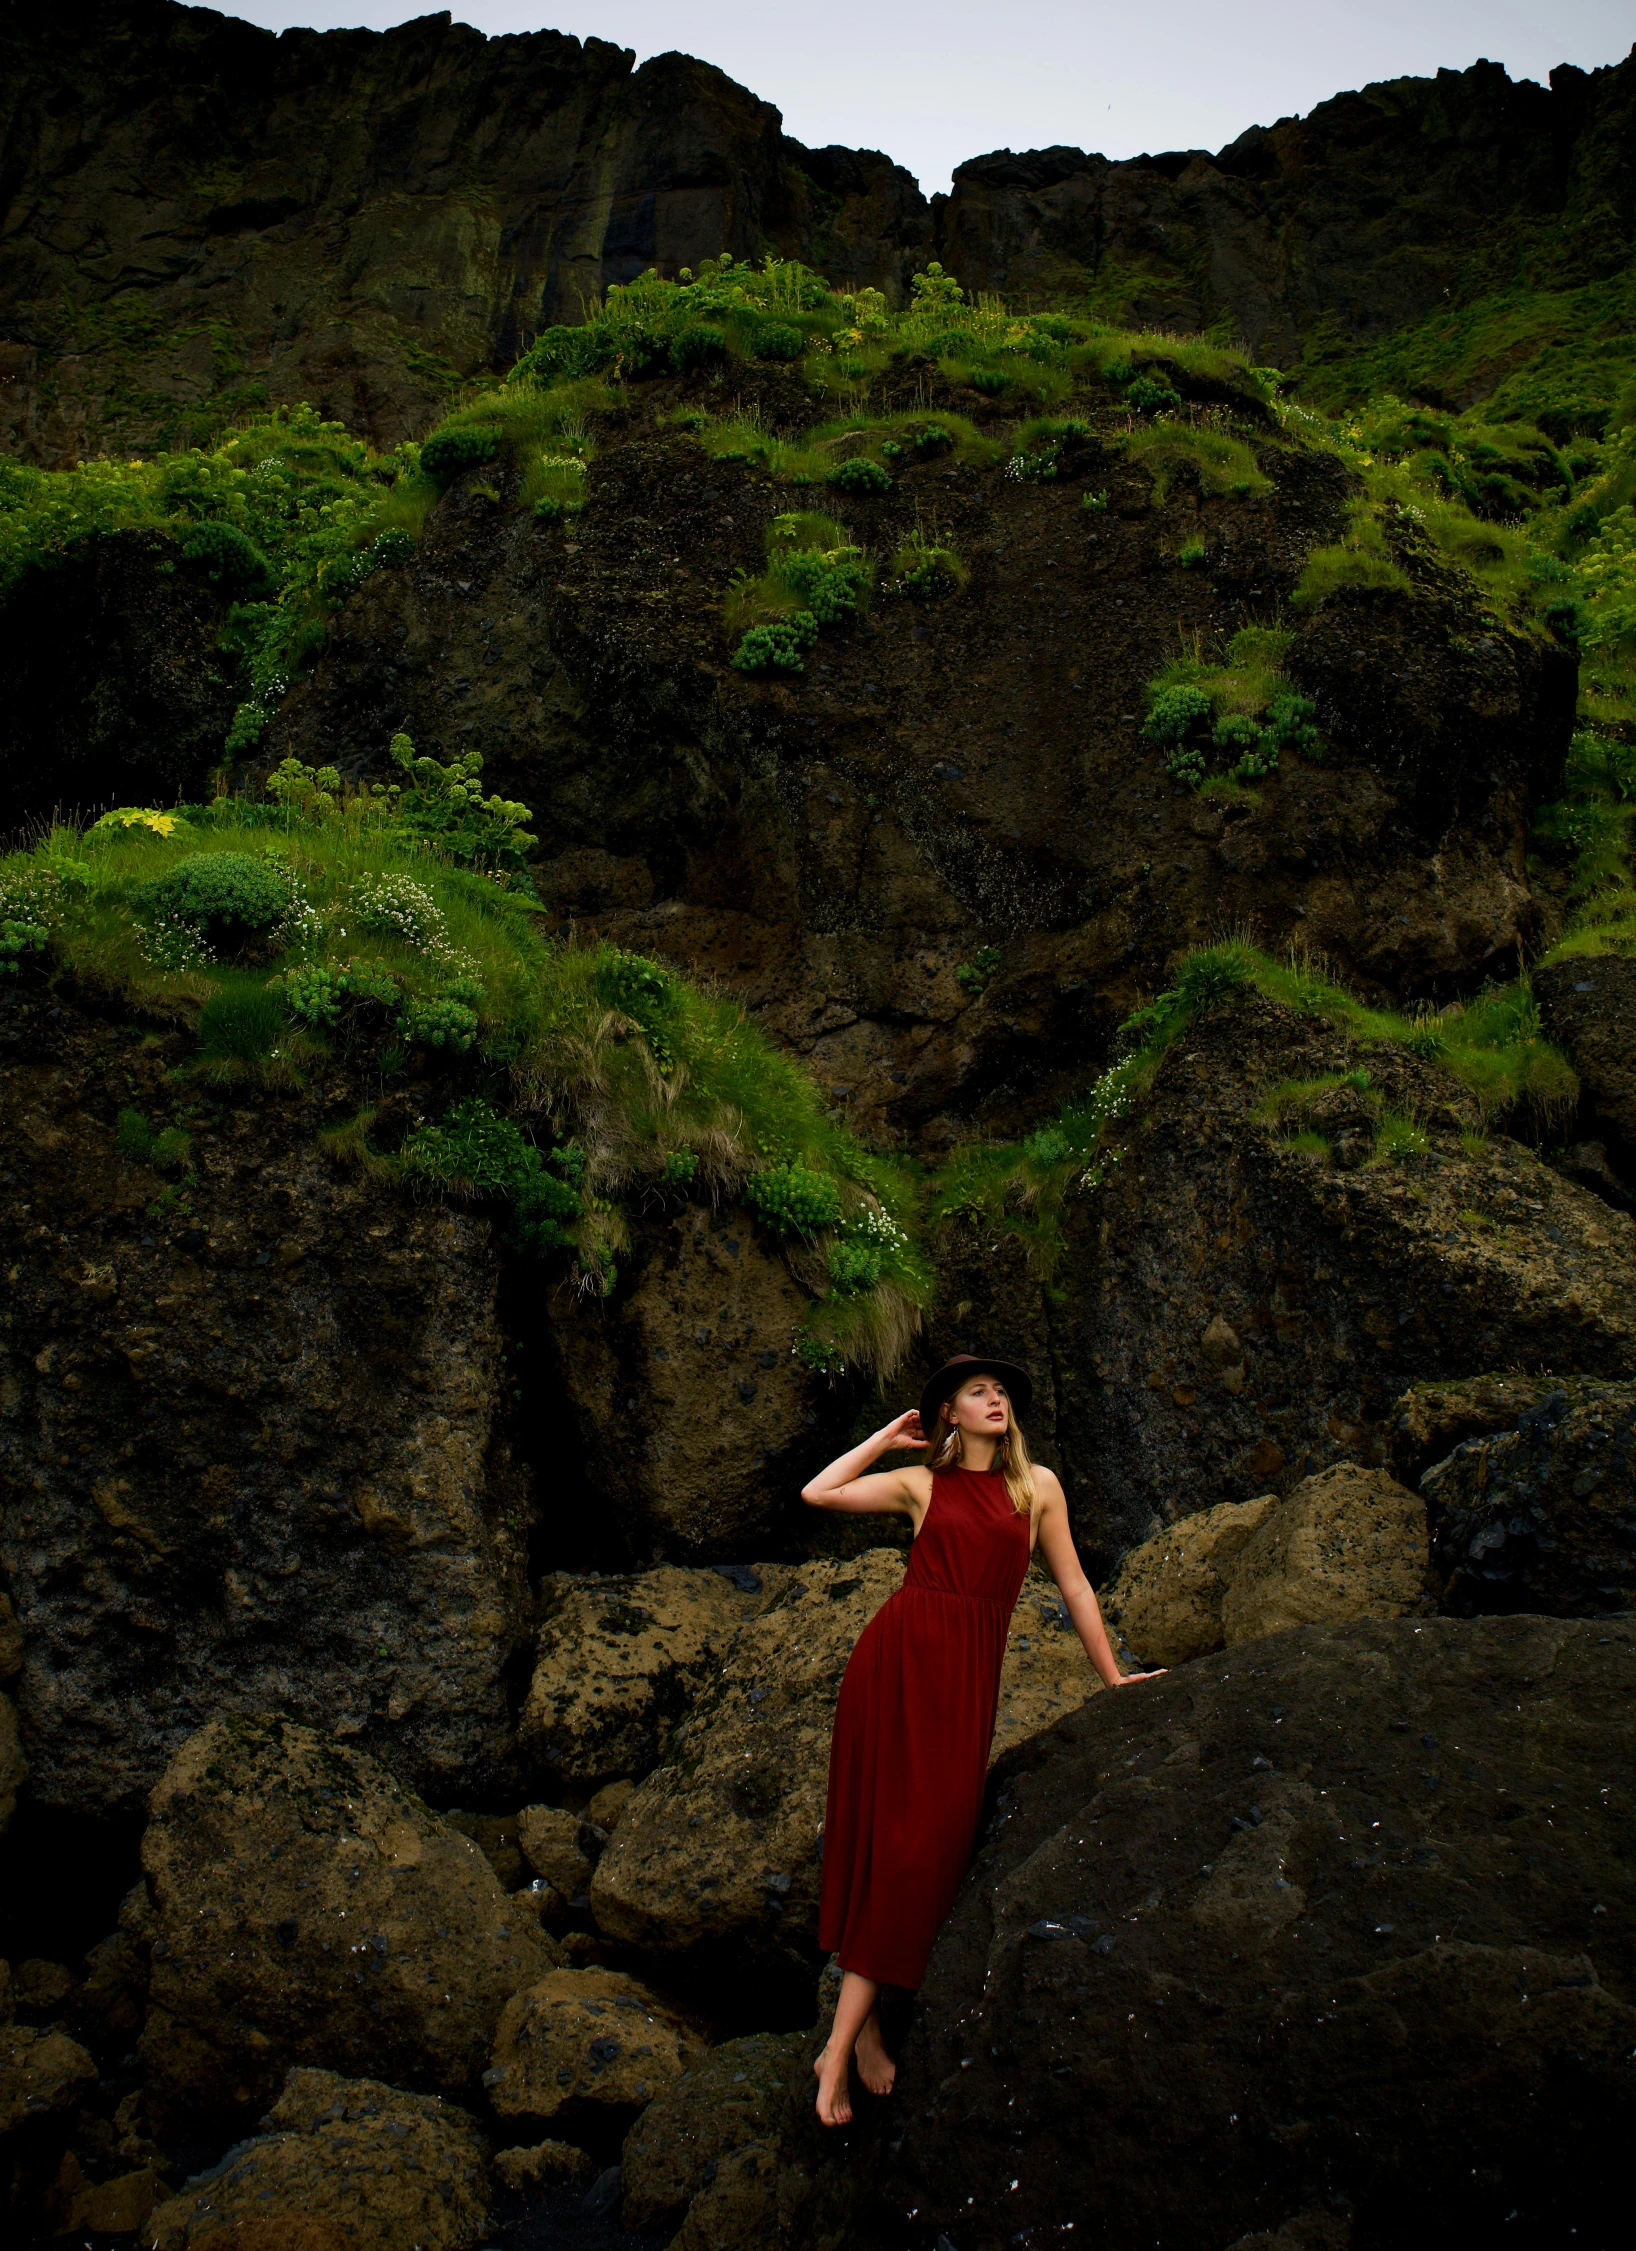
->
818, 1464, 1031, 1989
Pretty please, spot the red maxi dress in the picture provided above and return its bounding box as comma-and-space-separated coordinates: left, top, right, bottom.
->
818, 1464, 1031, 1989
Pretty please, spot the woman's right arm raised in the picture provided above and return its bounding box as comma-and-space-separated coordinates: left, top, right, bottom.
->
800, 1408, 930, 1516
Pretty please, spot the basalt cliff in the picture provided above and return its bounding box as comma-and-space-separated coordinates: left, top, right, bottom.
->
1, 9, 1635, 2251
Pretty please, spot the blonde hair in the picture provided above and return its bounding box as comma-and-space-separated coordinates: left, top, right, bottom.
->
928, 1389, 1035, 1514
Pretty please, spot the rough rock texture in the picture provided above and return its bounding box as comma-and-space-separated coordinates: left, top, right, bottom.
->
1424, 1382, 1636, 1617
0, 990, 535, 1818
6, 5, 1632, 461
1103, 1496, 1278, 1666
0, 1693, 22, 1835
670, 2139, 779, 2251
940, 58, 1636, 361
592, 1554, 1102, 1991
0, 0, 928, 464
1386, 1374, 1566, 1488
136, 1715, 549, 2136
0, 2021, 96, 2136
1049, 992, 1636, 1564
515, 1807, 606, 1904
549, 1209, 833, 1560
261, 407, 1566, 1148
490, 2137, 596, 2193
0, 532, 241, 832
485, 1967, 706, 2130
1535, 956, 1636, 1179
144, 2069, 489, 2251
520, 1565, 776, 1784
621, 2028, 807, 2233
1220, 1465, 1430, 1644
786, 1617, 1636, 2251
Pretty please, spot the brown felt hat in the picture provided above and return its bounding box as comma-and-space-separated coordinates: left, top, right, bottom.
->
918, 1353, 1033, 1436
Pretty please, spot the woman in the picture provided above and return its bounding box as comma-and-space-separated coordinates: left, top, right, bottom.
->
802, 1352, 1162, 2127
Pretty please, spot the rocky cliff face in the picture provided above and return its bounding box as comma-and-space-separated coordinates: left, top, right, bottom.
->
0, 0, 928, 462
4, 4, 1633, 464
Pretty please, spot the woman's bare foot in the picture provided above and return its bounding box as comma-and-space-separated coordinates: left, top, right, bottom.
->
814, 2042, 853, 2126
854, 2012, 896, 2097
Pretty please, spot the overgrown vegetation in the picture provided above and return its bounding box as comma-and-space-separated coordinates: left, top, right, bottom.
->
1142, 628, 1322, 791
0, 789, 929, 1371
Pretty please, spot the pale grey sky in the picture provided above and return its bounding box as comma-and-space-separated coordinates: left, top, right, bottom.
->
228, 2, 1634, 194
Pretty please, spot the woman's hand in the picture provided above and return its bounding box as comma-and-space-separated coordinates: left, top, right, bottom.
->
874, 1408, 928, 1453
1111, 1668, 1166, 1685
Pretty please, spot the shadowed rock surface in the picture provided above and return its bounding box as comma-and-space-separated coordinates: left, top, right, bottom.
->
1424, 1381, 1636, 1616
1105, 1496, 1279, 1666
1534, 956, 1636, 1180
135, 1715, 550, 2137
486, 1966, 707, 2137
144, 2069, 491, 2251
779, 1616, 1636, 2251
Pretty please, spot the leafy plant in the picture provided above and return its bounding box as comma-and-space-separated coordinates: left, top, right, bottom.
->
387, 734, 538, 882
1126, 374, 1181, 414
134, 853, 293, 951
403, 1098, 582, 1254
420, 426, 501, 486
182, 519, 274, 596
955, 946, 1002, 994
887, 529, 967, 599
732, 613, 820, 673
744, 1159, 844, 1239
826, 457, 891, 495
1143, 683, 1211, 745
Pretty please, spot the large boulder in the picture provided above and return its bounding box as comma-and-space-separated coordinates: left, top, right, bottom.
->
1387, 1374, 1566, 1487
790, 1617, 1636, 2250
1220, 1464, 1429, 1642
591, 1555, 1104, 1991
550, 1207, 838, 1561
0, 992, 532, 1820
136, 1715, 550, 2136
519, 1565, 778, 1786
1424, 1381, 1636, 1616
1534, 956, 1636, 1176
485, 1967, 706, 2132
1103, 1496, 1278, 1665
0, 2022, 97, 2136
621, 2028, 808, 2235
143, 2069, 489, 2251
1049, 991, 1636, 1562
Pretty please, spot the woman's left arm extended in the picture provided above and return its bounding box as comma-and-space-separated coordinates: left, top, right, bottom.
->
1032, 1469, 1164, 1689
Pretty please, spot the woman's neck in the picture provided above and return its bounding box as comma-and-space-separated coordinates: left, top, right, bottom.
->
958, 1434, 1000, 1473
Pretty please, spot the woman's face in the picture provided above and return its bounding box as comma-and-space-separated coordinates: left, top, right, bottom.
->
946, 1376, 1010, 1439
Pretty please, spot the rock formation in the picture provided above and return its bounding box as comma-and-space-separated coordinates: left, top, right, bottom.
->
779, 1617, 1636, 2249
135, 1715, 550, 2135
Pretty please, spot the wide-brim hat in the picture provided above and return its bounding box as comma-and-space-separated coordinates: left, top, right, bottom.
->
918, 1352, 1033, 1436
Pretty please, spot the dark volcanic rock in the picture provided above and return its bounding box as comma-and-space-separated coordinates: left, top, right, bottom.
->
1386, 1373, 1567, 1487
789, 1616, 1636, 2251
1534, 956, 1636, 1181
0, 0, 929, 462
137, 1714, 550, 2137
1049, 991, 1636, 1565
1425, 1382, 1636, 1617
0, 988, 534, 1818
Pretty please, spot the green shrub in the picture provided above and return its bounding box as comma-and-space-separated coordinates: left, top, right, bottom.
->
1174, 944, 1255, 1013
282, 961, 346, 1026
398, 994, 479, 1051
826, 457, 891, 495
732, 613, 820, 672
1006, 442, 1060, 483
743, 1158, 844, 1239
134, 853, 294, 950
955, 946, 1001, 994
1126, 374, 1181, 414
969, 369, 1011, 396
828, 1237, 884, 1295
777, 543, 871, 622
1080, 489, 1108, 513
1178, 538, 1207, 567
661, 1148, 699, 1188
1264, 691, 1322, 758
115, 1107, 191, 1173
1165, 741, 1209, 787
914, 424, 954, 456
182, 520, 275, 596
420, 426, 501, 486
1143, 683, 1211, 745
387, 734, 538, 882
671, 323, 727, 370
403, 1097, 581, 1253
755, 322, 806, 362
0, 917, 46, 973
1212, 712, 1262, 756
